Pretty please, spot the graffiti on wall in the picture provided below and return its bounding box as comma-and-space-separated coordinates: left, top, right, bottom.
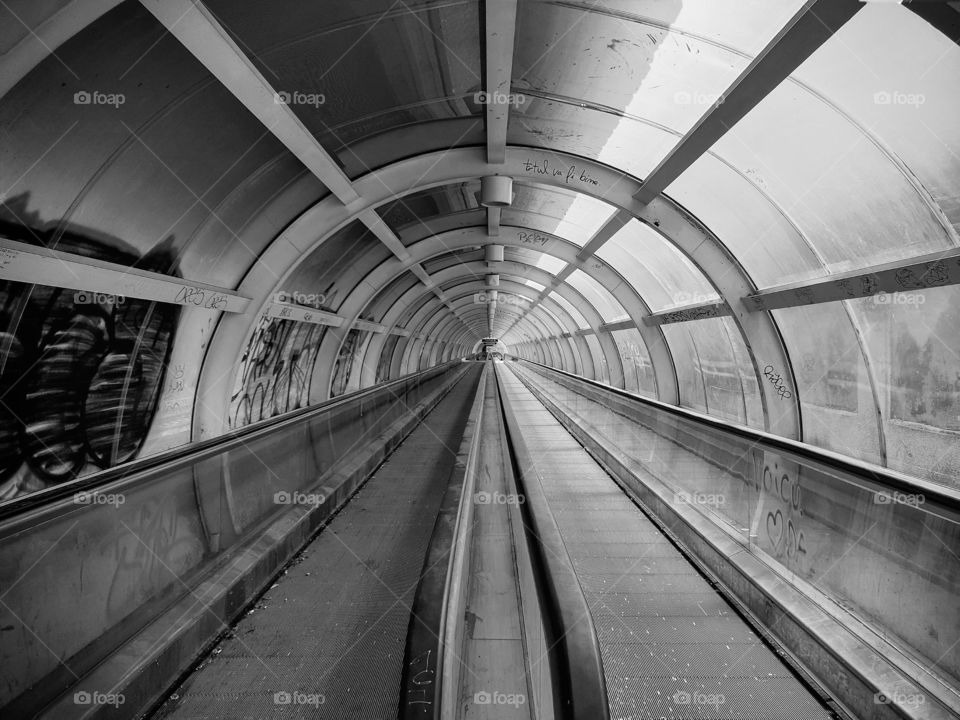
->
750, 450, 809, 574
229, 316, 327, 428
0, 200, 179, 499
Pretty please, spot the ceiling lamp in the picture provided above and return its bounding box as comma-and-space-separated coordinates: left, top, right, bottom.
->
480, 175, 513, 207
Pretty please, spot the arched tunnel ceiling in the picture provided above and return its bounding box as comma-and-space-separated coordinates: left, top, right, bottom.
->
1, 0, 959, 489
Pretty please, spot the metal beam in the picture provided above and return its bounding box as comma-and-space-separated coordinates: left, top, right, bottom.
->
0, 237, 249, 312
745, 248, 960, 312
139, 0, 360, 205
633, 0, 863, 205
643, 300, 731, 326
484, 0, 518, 164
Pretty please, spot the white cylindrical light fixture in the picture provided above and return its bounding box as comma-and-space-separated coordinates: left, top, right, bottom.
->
485, 244, 504, 263
480, 175, 513, 207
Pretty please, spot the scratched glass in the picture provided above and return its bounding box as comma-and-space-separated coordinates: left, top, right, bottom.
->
565, 269, 630, 323
518, 362, 960, 688
790, 5, 960, 237
547, 290, 592, 331
611, 328, 656, 398
0, 365, 459, 710
205, 0, 482, 172
584, 333, 610, 385
596, 219, 719, 312
848, 286, 960, 490
773, 304, 882, 464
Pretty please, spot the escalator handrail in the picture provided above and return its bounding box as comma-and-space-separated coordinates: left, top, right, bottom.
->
0, 360, 463, 522
515, 359, 960, 518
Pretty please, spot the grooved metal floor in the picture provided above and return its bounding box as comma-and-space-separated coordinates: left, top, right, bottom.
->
496, 364, 833, 720
151, 366, 482, 720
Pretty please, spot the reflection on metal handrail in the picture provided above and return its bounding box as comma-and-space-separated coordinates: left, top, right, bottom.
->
516, 359, 960, 520
0, 361, 461, 522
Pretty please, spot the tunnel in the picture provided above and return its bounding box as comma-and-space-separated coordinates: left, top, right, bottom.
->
1, 1, 959, 718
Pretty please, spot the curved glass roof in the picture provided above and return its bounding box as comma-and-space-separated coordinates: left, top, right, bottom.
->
1, 0, 958, 504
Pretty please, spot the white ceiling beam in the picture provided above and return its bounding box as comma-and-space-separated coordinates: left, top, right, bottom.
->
138, 0, 360, 205
484, 0, 518, 164
633, 0, 863, 206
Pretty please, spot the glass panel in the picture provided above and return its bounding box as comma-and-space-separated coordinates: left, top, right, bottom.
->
722, 317, 765, 430
330, 329, 369, 398
565, 269, 630, 322
708, 79, 953, 273
793, 4, 960, 238
661, 324, 707, 415
611, 328, 656, 397
666, 153, 825, 287
548, 291, 591, 330
584, 333, 609, 384
597, 219, 719, 311
515, 365, 960, 690
688, 318, 749, 426
512, 1, 803, 171
207, 0, 482, 155
849, 286, 960, 490
282, 221, 384, 312
774, 304, 881, 464
511, 102, 675, 182
507, 184, 616, 246
0, 282, 178, 499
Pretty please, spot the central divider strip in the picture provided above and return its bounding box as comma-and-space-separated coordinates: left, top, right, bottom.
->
494, 365, 610, 720
399, 365, 489, 718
